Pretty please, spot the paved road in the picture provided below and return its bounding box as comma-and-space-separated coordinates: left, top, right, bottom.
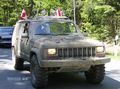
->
0, 48, 120, 89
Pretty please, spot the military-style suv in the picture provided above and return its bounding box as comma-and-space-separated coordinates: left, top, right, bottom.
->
12, 16, 110, 89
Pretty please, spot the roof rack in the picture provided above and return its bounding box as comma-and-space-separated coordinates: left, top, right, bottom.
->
33, 16, 69, 20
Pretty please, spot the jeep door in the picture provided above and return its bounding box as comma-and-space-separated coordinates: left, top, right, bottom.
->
21, 22, 30, 60
12, 22, 21, 57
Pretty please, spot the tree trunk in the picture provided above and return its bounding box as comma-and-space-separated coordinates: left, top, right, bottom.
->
75, 6, 82, 26
28, 0, 35, 17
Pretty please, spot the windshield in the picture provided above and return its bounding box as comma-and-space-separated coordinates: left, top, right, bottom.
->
0, 27, 14, 34
34, 22, 77, 35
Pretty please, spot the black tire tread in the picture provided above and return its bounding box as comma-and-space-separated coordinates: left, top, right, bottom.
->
85, 64, 105, 84
14, 58, 24, 70
30, 55, 48, 88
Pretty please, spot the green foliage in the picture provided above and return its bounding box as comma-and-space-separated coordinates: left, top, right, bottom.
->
0, 0, 120, 42
80, 0, 120, 42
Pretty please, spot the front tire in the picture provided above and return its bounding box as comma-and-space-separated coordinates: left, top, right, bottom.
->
85, 64, 105, 84
30, 55, 48, 89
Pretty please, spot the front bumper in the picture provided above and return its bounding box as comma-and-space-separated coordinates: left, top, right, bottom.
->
40, 57, 110, 67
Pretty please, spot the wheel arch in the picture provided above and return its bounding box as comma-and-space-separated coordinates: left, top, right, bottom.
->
30, 51, 36, 59
30, 48, 42, 67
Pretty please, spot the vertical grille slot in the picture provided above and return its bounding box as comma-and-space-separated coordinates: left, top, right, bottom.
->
63, 48, 67, 57
73, 48, 77, 57
83, 48, 86, 57
92, 47, 95, 57
78, 48, 82, 57
58, 48, 62, 57
69, 48, 72, 57
88, 47, 91, 57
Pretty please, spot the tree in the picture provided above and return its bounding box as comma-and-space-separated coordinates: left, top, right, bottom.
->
0, 0, 120, 42
80, 0, 120, 42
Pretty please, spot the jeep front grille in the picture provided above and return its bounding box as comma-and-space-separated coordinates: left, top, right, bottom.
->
57, 47, 95, 58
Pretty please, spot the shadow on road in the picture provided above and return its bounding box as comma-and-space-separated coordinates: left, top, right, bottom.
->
46, 72, 120, 89
0, 68, 120, 89
0, 48, 120, 89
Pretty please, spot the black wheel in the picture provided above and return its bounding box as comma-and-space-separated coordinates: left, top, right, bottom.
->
14, 58, 24, 70
85, 64, 105, 84
12, 47, 24, 70
30, 55, 48, 89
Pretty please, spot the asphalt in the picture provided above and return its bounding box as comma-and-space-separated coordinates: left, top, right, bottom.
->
0, 48, 120, 89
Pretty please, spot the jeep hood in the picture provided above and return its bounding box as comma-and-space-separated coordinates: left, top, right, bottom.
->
34, 35, 104, 48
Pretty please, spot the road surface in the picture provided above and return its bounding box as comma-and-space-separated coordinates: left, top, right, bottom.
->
0, 48, 120, 89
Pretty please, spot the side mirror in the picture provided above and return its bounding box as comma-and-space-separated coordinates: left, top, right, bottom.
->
21, 33, 28, 38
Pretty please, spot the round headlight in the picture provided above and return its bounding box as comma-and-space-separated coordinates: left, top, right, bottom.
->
96, 47, 104, 53
48, 49, 56, 55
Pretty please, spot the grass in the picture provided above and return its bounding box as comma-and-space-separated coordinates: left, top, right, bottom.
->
106, 53, 120, 60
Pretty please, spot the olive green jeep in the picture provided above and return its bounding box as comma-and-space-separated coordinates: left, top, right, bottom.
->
12, 16, 110, 89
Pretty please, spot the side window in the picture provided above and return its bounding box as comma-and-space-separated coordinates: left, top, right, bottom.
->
18, 22, 30, 38
19, 23, 26, 35
23, 23, 29, 33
